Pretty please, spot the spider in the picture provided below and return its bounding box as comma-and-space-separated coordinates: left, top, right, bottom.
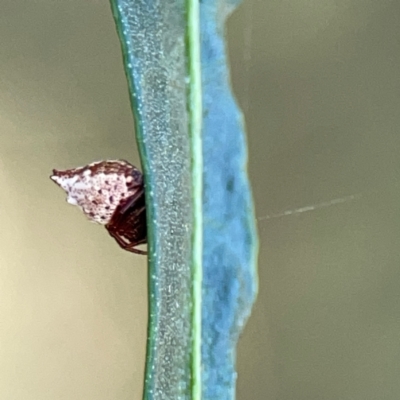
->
50, 160, 147, 255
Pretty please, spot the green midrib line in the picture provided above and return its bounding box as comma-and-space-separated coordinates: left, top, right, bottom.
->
187, 0, 202, 399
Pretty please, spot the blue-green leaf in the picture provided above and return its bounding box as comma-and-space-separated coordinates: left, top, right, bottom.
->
109, 1, 258, 399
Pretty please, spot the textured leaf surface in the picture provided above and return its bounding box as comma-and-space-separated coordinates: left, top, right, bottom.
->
110, 1, 193, 399
200, 1, 258, 399
110, 0, 258, 399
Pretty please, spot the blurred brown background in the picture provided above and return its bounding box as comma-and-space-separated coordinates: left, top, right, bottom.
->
1, 1, 400, 399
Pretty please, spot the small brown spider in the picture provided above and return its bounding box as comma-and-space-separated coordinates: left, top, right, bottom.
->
50, 160, 147, 255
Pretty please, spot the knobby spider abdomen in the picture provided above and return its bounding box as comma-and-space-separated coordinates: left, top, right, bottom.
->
50, 160, 147, 255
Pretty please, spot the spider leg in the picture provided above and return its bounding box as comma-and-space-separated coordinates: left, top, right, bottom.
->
107, 227, 148, 255
119, 187, 145, 215
109, 187, 144, 226
126, 239, 148, 255
106, 189, 147, 255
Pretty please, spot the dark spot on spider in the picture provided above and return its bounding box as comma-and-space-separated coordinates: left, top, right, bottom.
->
101, 216, 105, 220
98, 189, 102, 194
109, 196, 114, 203
89, 212, 94, 217
105, 180, 109, 185
92, 200, 98, 205
105, 206, 110, 210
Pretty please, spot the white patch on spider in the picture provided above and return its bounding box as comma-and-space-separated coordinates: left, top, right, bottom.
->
51, 160, 142, 225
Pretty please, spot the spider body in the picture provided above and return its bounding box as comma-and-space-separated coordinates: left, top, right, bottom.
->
50, 160, 147, 255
